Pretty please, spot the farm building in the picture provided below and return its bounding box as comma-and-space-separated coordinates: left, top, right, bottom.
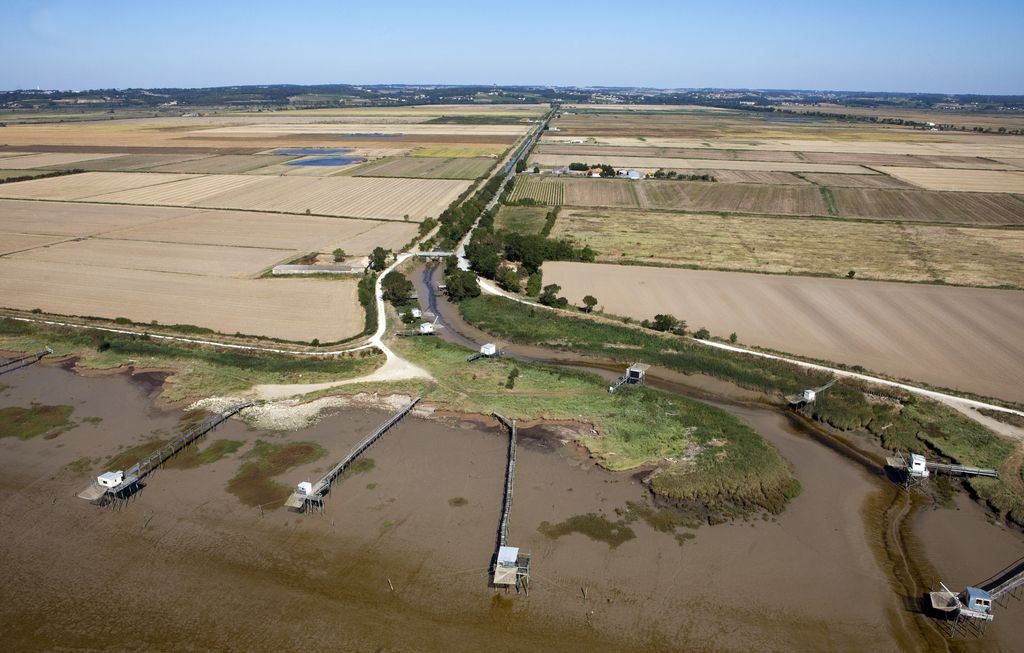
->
616, 169, 643, 180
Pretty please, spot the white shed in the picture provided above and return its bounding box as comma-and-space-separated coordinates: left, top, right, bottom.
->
410, 308, 422, 319
909, 454, 930, 478
802, 389, 817, 403
97, 471, 125, 488
296, 481, 314, 496
419, 322, 435, 335
480, 343, 497, 357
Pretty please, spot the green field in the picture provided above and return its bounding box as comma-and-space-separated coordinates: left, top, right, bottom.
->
494, 205, 550, 234
507, 177, 564, 205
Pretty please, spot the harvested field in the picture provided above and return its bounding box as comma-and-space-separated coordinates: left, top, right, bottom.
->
493, 205, 550, 234
0, 233, 67, 256
536, 144, 805, 163
0, 171, 192, 201
679, 170, 809, 185
530, 153, 870, 174
88, 174, 265, 205
874, 166, 1024, 193
107, 210, 418, 253
410, 145, 507, 158
197, 176, 469, 220
545, 262, 1024, 402
0, 200, 418, 254
833, 188, 1024, 225
551, 208, 1024, 288
563, 178, 639, 207
9, 239, 293, 278
508, 177, 564, 205
635, 181, 828, 215
0, 199, 188, 236
800, 151, 1014, 169
198, 123, 529, 137
60, 153, 215, 172
798, 173, 917, 189
0, 152, 121, 169
0, 259, 361, 342
349, 156, 493, 179
0, 172, 471, 221
147, 154, 287, 174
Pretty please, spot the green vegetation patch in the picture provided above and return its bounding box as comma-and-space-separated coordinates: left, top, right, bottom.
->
494, 205, 549, 234
105, 439, 168, 471
0, 404, 74, 440
340, 456, 375, 479
226, 439, 325, 509
393, 335, 793, 515
538, 513, 636, 548
448, 496, 469, 507
165, 439, 244, 470
64, 458, 93, 474
459, 295, 1022, 525
0, 318, 382, 403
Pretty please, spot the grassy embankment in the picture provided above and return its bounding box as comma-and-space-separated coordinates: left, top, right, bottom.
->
459, 295, 1024, 526
390, 336, 794, 520
0, 318, 382, 403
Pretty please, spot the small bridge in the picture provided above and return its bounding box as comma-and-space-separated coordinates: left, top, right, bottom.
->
78, 401, 253, 503
0, 348, 52, 377
284, 397, 420, 512
412, 250, 456, 258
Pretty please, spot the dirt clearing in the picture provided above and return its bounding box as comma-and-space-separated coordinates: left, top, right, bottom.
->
545, 261, 1024, 402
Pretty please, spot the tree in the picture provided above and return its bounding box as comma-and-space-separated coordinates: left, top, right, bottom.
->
526, 272, 542, 296
847, 270, 856, 279
444, 270, 480, 301
533, 166, 540, 174
538, 284, 568, 308
729, 332, 738, 343
582, 295, 598, 313
497, 267, 521, 293
369, 247, 390, 271
694, 327, 711, 339
515, 159, 527, 173
505, 367, 520, 389
381, 271, 414, 304
652, 314, 679, 332
332, 248, 347, 263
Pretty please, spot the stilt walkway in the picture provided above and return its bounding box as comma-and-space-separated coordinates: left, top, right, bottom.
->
284, 397, 421, 512
0, 348, 52, 376
980, 556, 1024, 601
78, 401, 253, 502
493, 413, 517, 548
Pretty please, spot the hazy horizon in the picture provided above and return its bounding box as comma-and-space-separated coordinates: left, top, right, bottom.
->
2, 0, 1022, 95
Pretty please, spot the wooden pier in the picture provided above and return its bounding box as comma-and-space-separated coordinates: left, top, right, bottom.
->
490, 412, 530, 592
0, 348, 52, 377
284, 397, 421, 512
78, 401, 253, 503
886, 454, 999, 479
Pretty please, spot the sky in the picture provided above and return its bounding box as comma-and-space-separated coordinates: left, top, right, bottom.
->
2, 0, 1022, 94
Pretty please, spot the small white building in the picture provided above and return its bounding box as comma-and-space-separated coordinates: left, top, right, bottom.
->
480, 343, 497, 357
296, 481, 314, 496
802, 388, 817, 403
909, 454, 930, 478
492, 546, 520, 586
410, 308, 422, 319
97, 471, 125, 488
419, 322, 435, 335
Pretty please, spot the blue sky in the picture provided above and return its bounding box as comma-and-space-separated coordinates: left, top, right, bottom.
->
2, 0, 1021, 94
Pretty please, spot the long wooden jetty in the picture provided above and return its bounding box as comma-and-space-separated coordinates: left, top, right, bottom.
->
0, 348, 52, 376
78, 401, 253, 503
493, 413, 518, 548
490, 413, 530, 591
980, 556, 1024, 601
886, 453, 999, 479
284, 397, 421, 512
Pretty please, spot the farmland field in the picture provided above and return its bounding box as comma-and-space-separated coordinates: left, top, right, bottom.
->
0, 172, 472, 221
349, 156, 493, 179
529, 153, 871, 174
0, 152, 122, 169
563, 178, 639, 207
507, 177, 564, 205
636, 181, 827, 215
544, 262, 1024, 403
833, 188, 1024, 224
493, 205, 550, 234
0, 259, 361, 342
551, 208, 1024, 288
410, 145, 507, 157
874, 167, 1024, 193
798, 172, 917, 189
0, 200, 417, 254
